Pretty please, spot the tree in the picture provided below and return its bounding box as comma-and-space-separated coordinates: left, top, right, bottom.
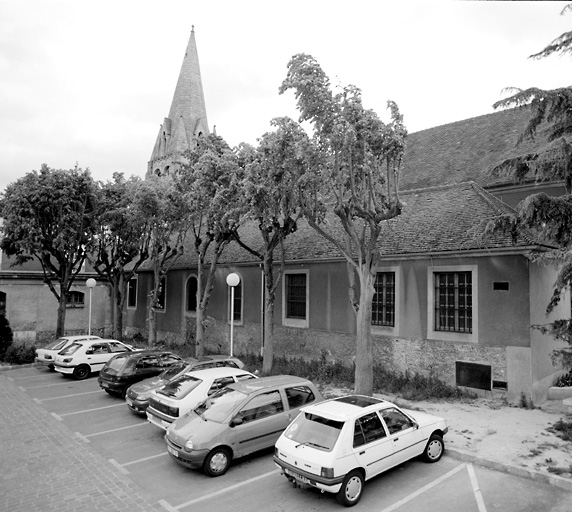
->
234, 118, 309, 373
0, 165, 98, 336
279, 54, 407, 396
132, 175, 190, 346
177, 134, 243, 357
90, 173, 150, 340
488, 4, 572, 370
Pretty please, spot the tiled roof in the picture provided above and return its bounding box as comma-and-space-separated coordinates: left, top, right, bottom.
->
163, 181, 538, 271
399, 107, 549, 190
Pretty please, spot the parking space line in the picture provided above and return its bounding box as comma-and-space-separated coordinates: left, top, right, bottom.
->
24, 381, 91, 389
173, 469, 280, 510
75, 431, 90, 443
379, 463, 466, 512
86, 422, 148, 438
59, 403, 125, 417
122, 452, 169, 467
39, 390, 102, 401
467, 463, 488, 512
109, 458, 130, 475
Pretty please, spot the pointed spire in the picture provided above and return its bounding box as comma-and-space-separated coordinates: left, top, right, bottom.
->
148, 26, 209, 177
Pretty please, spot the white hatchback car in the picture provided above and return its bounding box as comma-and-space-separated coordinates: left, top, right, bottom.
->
274, 395, 448, 507
35, 335, 102, 370
146, 366, 257, 430
53, 339, 135, 380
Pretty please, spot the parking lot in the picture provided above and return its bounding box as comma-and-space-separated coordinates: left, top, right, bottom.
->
2, 365, 571, 512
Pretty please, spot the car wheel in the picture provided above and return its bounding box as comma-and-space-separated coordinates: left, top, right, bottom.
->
423, 433, 444, 463
203, 447, 232, 477
73, 365, 91, 380
336, 470, 364, 507
48, 364, 55, 371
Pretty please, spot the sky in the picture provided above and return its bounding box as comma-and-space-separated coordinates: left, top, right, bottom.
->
0, 0, 569, 192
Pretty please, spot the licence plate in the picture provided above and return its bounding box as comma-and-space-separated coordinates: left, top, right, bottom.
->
126, 397, 133, 406
286, 468, 310, 484
167, 445, 178, 457
101, 382, 109, 388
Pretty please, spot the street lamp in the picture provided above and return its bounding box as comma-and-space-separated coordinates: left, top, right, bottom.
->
86, 278, 97, 336
226, 273, 240, 357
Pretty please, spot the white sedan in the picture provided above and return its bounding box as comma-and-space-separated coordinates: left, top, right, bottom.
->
53, 339, 135, 380
274, 395, 448, 507
35, 335, 101, 370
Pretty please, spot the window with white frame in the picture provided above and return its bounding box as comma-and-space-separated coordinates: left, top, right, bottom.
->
186, 275, 197, 313
283, 271, 309, 328
228, 278, 243, 323
428, 265, 477, 342
372, 272, 395, 327
127, 278, 137, 309
66, 291, 85, 308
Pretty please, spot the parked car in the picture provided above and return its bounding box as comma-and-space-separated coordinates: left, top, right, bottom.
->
98, 350, 183, 398
146, 366, 257, 429
165, 375, 323, 477
273, 395, 448, 507
35, 335, 102, 370
53, 339, 134, 380
126, 355, 246, 416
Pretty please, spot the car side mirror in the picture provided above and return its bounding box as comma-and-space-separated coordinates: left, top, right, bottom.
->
413, 421, 419, 430
230, 416, 243, 427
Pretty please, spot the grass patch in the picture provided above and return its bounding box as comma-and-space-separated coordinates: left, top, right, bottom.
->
548, 419, 572, 442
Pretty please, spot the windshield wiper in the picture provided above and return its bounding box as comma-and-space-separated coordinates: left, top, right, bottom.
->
295, 441, 328, 450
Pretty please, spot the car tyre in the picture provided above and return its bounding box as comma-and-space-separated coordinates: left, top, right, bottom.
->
422, 433, 444, 463
73, 365, 91, 380
336, 469, 364, 507
203, 447, 232, 477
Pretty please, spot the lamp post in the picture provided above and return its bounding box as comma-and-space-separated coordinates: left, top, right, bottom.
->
226, 273, 240, 357
86, 278, 96, 336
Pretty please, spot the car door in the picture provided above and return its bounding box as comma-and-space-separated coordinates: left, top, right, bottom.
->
380, 407, 425, 466
351, 411, 395, 479
86, 342, 112, 372
231, 390, 290, 457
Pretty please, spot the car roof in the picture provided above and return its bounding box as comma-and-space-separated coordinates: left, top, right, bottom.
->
186, 366, 253, 378
183, 354, 237, 363
72, 338, 122, 346
60, 335, 101, 341
228, 375, 311, 394
112, 349, 173, 359
301, 395, 391, 421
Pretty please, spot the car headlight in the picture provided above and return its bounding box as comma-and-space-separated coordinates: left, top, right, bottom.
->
184, 439, 194, 452
63, 358, 73, 363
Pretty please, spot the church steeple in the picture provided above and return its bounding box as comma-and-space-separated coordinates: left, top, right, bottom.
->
147, 26, 209, 177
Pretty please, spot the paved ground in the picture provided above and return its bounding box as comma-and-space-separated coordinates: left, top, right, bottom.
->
2, 364, 572, 511
0, 368, 161, 512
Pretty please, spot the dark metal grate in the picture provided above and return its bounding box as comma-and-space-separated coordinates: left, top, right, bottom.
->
455, 361, 492, 391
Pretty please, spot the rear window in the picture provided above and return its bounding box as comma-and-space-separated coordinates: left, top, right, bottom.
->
158, 375, 202, 399
159, 363, 186, 380
45, 338, 69, 351
283, 412, 344, 452
59, 343, 82, 356
105, 355, 131, 374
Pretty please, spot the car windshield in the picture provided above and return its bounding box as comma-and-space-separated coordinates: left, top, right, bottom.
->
159, 363, 186, 380
44, 338, 69, 351
283, 412, 344, 451
157, 375, 202, 399
194, 387, 247, 423
59, 343, 82, 356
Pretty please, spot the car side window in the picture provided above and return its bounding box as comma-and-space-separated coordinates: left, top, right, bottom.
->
285, 386, 316, 409
91, 343, 109, 354
108, 342, 128, 353
353, 412, 386, 447
207, 377, 235, 396
235, 390, 284, 424
137, 356, 158, 368
381, 408, 414, 435
215, 360, 238, 368
159, 354, 181, 366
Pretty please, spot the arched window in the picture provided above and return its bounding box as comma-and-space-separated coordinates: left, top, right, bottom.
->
186, 275, 198, 313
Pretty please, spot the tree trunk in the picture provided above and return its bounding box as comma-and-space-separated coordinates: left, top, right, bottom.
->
56, 295, 67, 337
195, 305, 205, 357
354, 269, 375, 396
262, 295, 274, 373
148, 307, 156, 347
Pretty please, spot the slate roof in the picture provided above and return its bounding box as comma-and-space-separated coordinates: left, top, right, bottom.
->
399, 107, 549, 190
161, 181, 540, 272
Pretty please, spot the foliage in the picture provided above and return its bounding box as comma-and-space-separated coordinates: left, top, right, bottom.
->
554, 370, 572, 387
0, 164, 99, 336
2, 344, 36, 365
279, 53, 407, 396
177, 134, 244, 356
90, 173, 151, 339
487, 5, 572, 371
548, 418, 572, 441
0, 315, 13, 361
